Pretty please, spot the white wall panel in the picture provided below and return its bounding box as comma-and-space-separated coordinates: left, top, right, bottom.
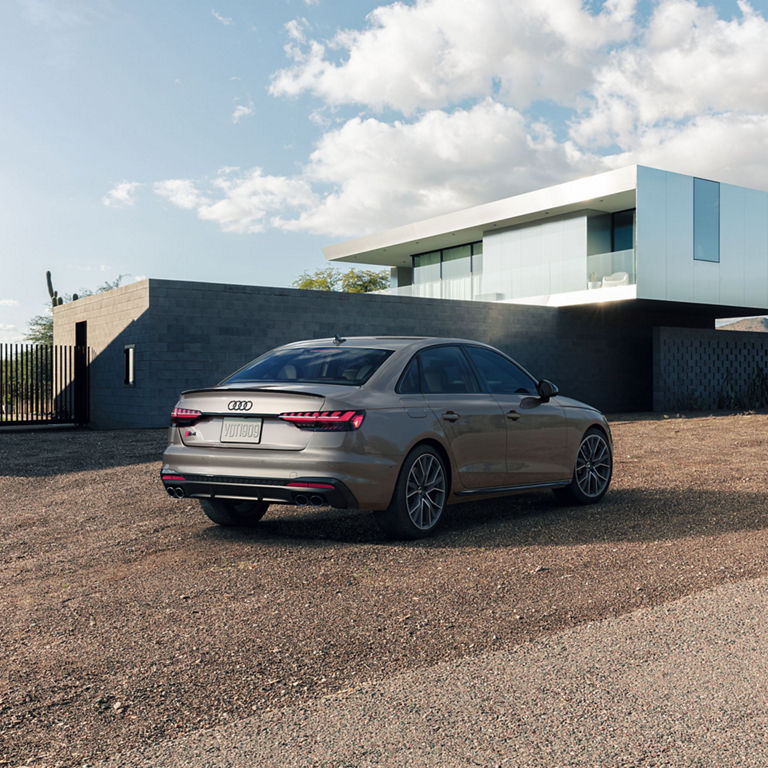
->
664, 173, 694, 303
719, 184, 746, 307
481, 216, 586, 300
636, 167, 668, 300
743, 190, 768, 308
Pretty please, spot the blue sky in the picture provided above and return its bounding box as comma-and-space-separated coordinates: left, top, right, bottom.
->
2, 0, 768, 340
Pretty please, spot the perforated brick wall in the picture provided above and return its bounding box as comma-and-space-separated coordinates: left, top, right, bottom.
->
653, 326, 768, 410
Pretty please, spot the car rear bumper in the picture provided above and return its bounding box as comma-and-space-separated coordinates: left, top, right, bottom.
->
161, 471, 358, 509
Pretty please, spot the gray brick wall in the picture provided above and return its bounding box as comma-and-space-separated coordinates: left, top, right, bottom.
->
52, 279, 726, 428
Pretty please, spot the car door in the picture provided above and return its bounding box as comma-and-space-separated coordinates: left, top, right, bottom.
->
463, 345, 570, 485
416, 345, 508, 490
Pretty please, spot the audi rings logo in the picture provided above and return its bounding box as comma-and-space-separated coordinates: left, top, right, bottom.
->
227, 400, 253, 412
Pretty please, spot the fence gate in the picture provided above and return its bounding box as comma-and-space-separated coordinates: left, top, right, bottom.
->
0, 343, 90, 426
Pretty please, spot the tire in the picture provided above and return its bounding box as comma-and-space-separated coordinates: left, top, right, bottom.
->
199, 499, 269, 526
374, 445, 448, 539
553, 427, 612, 505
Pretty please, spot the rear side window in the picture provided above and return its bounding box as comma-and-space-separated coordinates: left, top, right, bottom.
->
464, 346, 536, 395
418, 346, 478, 394
223, 347, 393, 386
396, 357, 420, 394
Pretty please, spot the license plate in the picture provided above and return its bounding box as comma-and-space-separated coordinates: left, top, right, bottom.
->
221, 418, 263, 444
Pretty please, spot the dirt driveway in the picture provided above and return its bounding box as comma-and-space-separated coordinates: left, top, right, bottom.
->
1, 413, 767, 766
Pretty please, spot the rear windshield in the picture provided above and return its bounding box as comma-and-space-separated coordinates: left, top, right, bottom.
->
223, 347, 393, 386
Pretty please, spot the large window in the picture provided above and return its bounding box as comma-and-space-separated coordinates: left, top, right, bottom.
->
694, 178, 720, 262
413, 251, 441, 284
612, 210, 635, 251
412, 242, 482, 284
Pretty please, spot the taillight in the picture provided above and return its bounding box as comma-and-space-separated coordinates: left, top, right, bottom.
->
171, 407, 202, 426
278, 410, 365, 431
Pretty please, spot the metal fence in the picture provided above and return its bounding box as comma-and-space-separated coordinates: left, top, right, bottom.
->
0, 343, 90, 426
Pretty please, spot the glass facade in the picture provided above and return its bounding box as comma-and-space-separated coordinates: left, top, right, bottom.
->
694, 178, 720, 262
384, 211, 636, 304
410, 242, 482, 300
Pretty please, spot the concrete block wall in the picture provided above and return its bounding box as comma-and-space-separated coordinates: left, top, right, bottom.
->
53, 281, 151, 428
52, 278, 727, 428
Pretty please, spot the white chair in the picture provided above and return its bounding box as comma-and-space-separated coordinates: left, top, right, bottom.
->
602, 271, 629, 288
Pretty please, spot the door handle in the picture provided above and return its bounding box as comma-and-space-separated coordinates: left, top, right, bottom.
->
442, 410, 460, 422
506, 410, 520, 421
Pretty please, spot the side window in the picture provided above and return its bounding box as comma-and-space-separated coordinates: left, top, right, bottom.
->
396, 357, 420, 394
464, 346, 536, 395
418, 346, 478, 394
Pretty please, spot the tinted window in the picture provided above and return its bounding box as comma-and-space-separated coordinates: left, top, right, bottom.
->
694, 178, 720, 262
418, 346, 478, 394
224, 347, 393, 386
464, 346, 536, 395
396, 357, 420, 394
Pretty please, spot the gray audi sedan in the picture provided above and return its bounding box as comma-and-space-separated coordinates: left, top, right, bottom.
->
161, 336, 612, 538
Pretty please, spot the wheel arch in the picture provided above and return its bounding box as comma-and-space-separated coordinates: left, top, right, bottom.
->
384, 436, 454, 509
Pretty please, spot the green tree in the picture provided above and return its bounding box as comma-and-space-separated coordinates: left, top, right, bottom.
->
24, 314, 53, 344
340, 268, 389, 293
292, 267, 342, 292
292, 266, 389, 293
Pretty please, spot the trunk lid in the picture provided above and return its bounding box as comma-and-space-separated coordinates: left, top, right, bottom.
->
175, 385, 350, 450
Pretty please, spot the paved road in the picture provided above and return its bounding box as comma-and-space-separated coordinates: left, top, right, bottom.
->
96, 575, 768, 767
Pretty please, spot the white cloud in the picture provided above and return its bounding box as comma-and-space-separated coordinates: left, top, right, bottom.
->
0, 299, 19, 307
153, 0, 768, 241
156, 168, 317, 234
232, 104, 254, 123
571, 0, 768, 149
102, 181, 141, 208
154, 179, 210, 210
270, 0, 636, 113
211, 9, 232, 25
0, 323, 22, 343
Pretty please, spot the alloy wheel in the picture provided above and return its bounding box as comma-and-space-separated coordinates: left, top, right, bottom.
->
405, 452, 446, 530
574, 433, 611, 498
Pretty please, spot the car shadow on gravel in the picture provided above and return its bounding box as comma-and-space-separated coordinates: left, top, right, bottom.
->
193, 486, 768, 549
0, 429, 168, 477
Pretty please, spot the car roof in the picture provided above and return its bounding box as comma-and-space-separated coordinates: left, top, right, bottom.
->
280, 336, 490, 351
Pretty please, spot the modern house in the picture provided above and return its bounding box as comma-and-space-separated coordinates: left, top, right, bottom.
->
52, 166, 768, 428
324, 165, 768, 314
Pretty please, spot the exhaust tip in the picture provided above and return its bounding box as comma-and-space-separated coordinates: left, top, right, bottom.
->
309, 495, 324, 506
294, 494, 308, 506
174, 486, 185, 498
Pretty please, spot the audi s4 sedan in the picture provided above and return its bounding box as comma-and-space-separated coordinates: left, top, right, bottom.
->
161, 336, 613, 538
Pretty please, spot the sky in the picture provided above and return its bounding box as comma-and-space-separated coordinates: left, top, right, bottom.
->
2, 0, 768, 341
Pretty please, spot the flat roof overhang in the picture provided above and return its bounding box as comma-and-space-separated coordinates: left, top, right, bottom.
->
324, 165, 639, 267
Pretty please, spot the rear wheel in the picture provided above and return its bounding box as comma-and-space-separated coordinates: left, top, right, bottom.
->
199, 499, 270, 526
374, 445, 448, 539
553, 427, 612, 505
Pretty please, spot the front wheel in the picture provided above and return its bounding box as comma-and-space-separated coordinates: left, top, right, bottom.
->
374, 445, 448, 539
553, 427, 612, 505
199, 499, 270, 526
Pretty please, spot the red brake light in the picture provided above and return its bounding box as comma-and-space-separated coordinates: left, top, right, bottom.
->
278, 410, 365, 431
171, 407, 202, 426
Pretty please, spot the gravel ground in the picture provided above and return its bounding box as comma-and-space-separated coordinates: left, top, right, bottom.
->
1, 412, 768, 766
93, 574, 768, 767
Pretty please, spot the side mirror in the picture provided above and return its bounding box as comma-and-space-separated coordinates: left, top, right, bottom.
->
537, 379, 559, 401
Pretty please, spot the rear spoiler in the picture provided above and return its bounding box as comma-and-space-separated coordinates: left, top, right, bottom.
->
179, 385, 327, 397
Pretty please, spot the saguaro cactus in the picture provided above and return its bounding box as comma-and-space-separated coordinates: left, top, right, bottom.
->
46, 270, 78, 307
